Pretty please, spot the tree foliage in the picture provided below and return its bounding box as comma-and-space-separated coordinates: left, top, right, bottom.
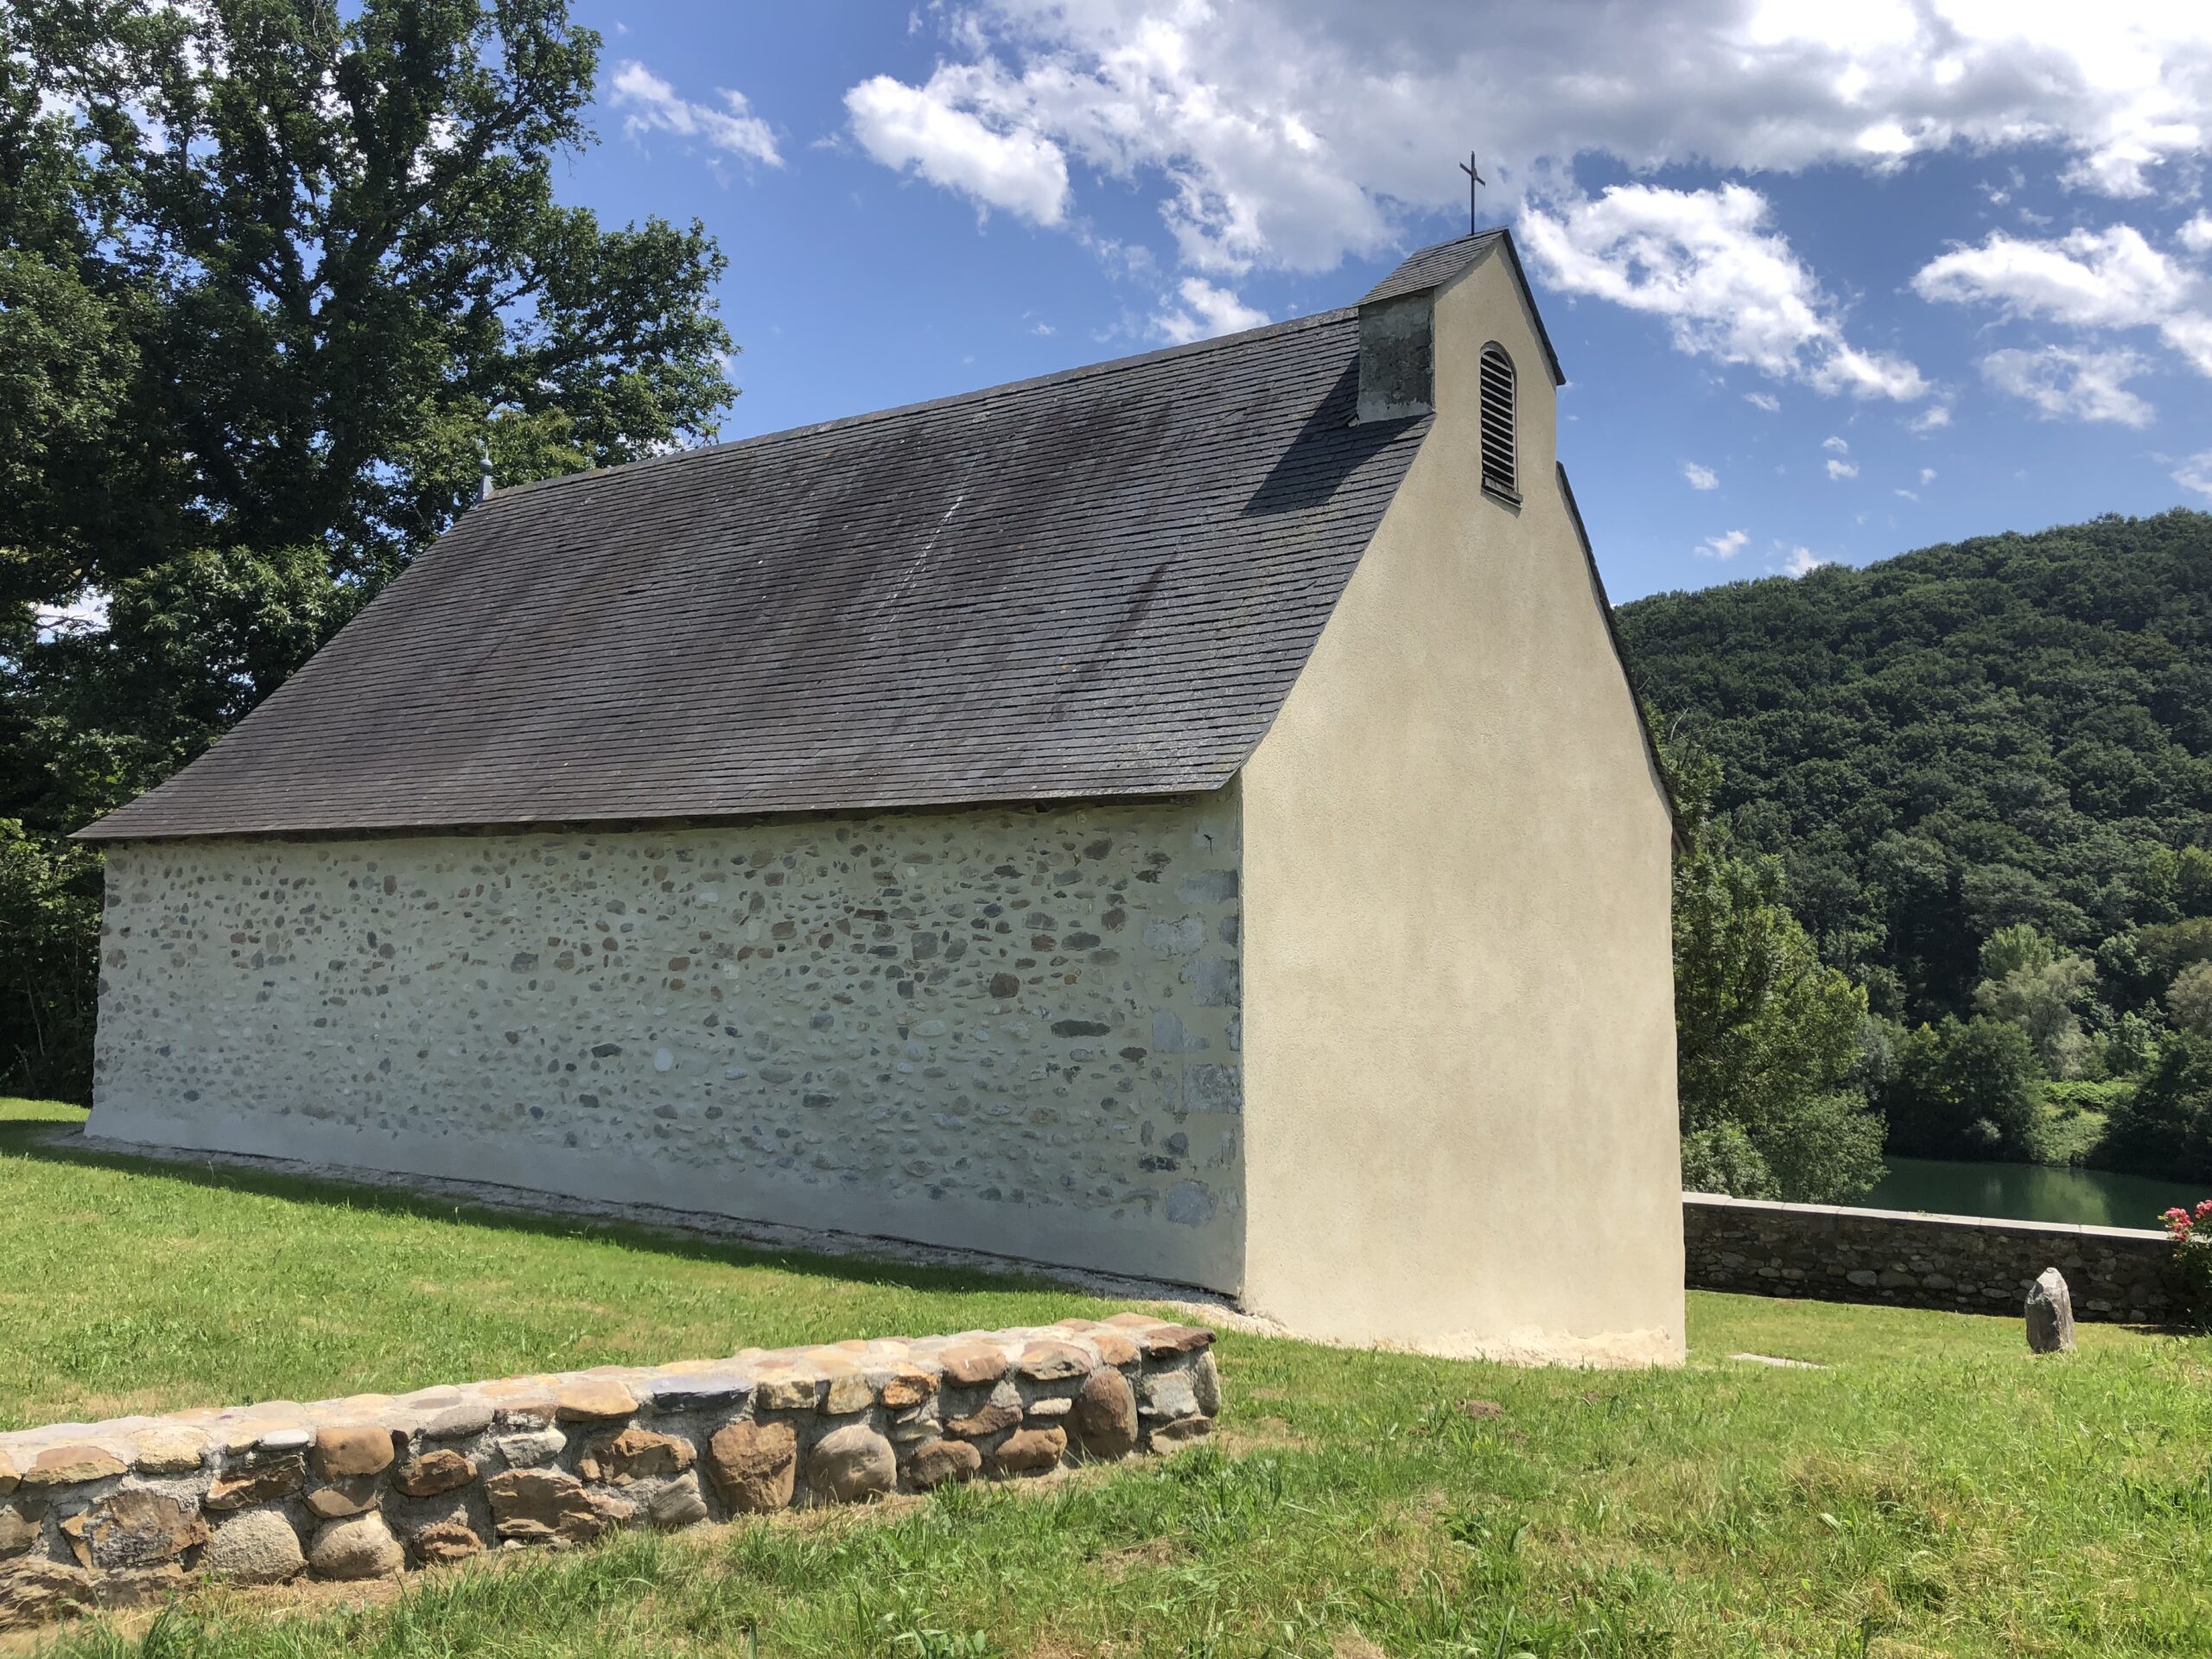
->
1880, 1016, 2050, 1162
1969, 925, 2095, 1078
1667, 736, 1887, 1202
6, 0, 734, 602
0, 819, 99, 1096
2170, 963, 2212, 1040
1618, 512, 2212, 1021
2095, 1037, 2212, 1182
1623, 511, 2212, 1171
0, 0, 735, 1095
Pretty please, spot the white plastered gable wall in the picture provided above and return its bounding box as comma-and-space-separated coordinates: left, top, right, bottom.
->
1236, 246, 1686, 1363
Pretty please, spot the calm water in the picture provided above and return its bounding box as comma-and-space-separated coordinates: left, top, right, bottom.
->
1859, 1156, 2209, 1230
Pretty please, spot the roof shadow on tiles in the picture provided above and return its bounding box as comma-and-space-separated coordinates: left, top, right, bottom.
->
1242, 359, 1421, 518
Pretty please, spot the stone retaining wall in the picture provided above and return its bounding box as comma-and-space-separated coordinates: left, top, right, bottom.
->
1685, 1192, 2178, 1323
0, 1316, 1217, 1630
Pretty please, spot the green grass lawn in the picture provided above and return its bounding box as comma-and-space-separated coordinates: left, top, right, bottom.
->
7, 1103, 2212, 1657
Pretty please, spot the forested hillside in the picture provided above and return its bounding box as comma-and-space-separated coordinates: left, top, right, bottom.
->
1621, 509, 2212, 1182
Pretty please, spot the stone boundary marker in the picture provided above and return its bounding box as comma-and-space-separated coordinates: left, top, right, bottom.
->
0, 1315, 1218, 1630
1685, 1192, 2177, 1323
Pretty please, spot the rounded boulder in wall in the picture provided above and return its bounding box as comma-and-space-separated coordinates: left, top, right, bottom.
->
203, 1509, 304, 1586
309, 1513, 404, 1581
807, 1424, 895, 1503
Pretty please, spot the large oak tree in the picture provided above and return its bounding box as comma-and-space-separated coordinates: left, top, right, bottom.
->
0, 0, 737, 1093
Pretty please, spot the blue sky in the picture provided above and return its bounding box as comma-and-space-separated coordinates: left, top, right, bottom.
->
560, 1, 2212, 602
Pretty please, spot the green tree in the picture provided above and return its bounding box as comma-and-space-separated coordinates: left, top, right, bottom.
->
2139, 919, 2212, 994
1882, 1017, 2050, 1162
7, 0, 734, 607
1979, 924, 2056, 982
1669, 735, 1887, 1203
2091, 1009, 2164, 1079
2171, 963, 2212, 1040
0, 0, 737, 1095
0, 820, 99, 1097
2159, 846, 2212, 918
1616, 512, 2212, 1035
1970, 925, 2097, 1077
2094, 1036, 2212, 1183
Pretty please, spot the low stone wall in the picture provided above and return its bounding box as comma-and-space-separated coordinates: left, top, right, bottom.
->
1686, 1192, 2178, 1323
0, 1316, 1218, 1629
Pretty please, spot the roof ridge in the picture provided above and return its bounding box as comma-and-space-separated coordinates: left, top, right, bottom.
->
1357, 227, 1506, 303
490, 305, 1360, 505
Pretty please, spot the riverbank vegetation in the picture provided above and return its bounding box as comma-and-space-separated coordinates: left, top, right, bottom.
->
5, 1114, 2210, 1657
1629, 512, 2212, 1198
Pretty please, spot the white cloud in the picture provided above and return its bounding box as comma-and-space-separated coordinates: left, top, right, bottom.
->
1827, 458, 1859, 480
609, 61, 781, 167
868, 3, 2212, 251
846, 71, 1070, 226
1914, 225, 2194, 329
1909, 404, 1954, 433
1895, 488, 1919, 500
1980, 345, 2157, 425
1914, 223, 2212, 377
844, 2, 2212, 285
1810, 342, 1934, 401
838, 3, 2212, 424
1151, 277, 1268, 345
1518, 182, 1927, 401
1745, 391, 1782, 412
1783, 547, 1830, 578
1697, 529, 1751, 560
1822, 435, 1850, 453
2177, 451, 2212, 498
1682, 461, 1719, 490
1921, 467, 1937, 484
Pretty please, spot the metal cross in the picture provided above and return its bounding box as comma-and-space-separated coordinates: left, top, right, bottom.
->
1459, 151, 1485, 234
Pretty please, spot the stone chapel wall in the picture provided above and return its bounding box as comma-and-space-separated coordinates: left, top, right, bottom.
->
89, 791, 1246, 1291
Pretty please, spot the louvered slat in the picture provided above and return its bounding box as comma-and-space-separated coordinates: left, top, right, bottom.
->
1480, 345, 1516, 495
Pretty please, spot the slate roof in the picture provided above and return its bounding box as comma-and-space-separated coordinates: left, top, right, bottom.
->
84, 300, 1437, 841
1359, 228, 1508, 305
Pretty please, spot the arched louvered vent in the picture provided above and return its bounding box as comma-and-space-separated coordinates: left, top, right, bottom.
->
1479, 343, 1517, 499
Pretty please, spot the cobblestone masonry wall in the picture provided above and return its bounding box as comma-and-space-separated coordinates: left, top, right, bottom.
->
1685, 1193, 2178, 1323
0, 1316, 1219, 1629
90, 794, 1245, 1290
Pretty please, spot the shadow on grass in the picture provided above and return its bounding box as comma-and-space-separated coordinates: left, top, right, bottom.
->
0, 1115, 1153, 1308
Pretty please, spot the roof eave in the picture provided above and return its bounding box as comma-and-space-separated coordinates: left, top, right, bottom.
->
1488, 232, 1567, 389
70, 773, 1250, 846
1554, 461, 1688, 852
